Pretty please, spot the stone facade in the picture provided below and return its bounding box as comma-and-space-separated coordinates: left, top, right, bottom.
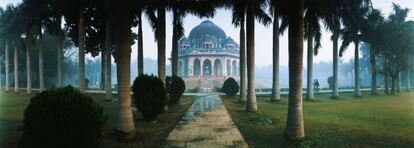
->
178, 20, 240, 89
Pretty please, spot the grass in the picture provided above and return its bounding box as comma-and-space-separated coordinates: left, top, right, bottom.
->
0, 92, 195, 148
222, 92, 414, 148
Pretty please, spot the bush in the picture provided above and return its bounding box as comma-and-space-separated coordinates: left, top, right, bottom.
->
222, 77, 239, 96
214, 85, 222, 92
132, 74, 167, 121
186, 87, 200, 93
166, 76, 186, 105
20, 86, 105, 148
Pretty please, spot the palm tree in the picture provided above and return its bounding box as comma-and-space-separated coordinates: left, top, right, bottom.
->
223, 0, 248, 102
339, 3, 370, 97
326, 16, 341, 99
25, 36, 32, 94
361, 9, 384, 96
107, 0, 144, 139
406, 55, 412, 92
304, 1, 323, 100
146, 0, 167, 82
13, 44, 18, 92
39, 33, 44, 91
105, 0, 112, 101
245, 0, 271, 112
78, 2, 86, 92
5, 44, 9, 92
0, 5, 19, 92
137, 8, 144, 75
281, 0, 305, 141
269, 0, 282, 101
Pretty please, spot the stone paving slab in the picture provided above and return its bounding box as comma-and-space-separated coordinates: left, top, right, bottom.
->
162, 95, 248, 148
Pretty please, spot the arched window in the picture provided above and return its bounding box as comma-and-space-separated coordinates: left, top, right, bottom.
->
179, 61, 183, 76
227, 59, 231, 76
194, 59, 201, 76
214, 59, 222, 76
203, 59, 212, 76
232, 60, 238, 76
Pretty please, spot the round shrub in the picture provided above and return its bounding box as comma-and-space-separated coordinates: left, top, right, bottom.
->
20, 86, 105, 148
132, 74, 167, 121
222, 77, 239, 96
166, 76, 186, 105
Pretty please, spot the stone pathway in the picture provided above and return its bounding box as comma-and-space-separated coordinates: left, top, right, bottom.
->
163, 94, 248, 148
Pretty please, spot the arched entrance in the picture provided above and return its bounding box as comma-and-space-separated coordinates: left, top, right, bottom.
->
194, 59, 201, 76
203, 59, 212, 76
214, 59, 222, 76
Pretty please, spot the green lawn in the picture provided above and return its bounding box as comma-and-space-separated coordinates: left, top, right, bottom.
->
0, 92, 195, 148
222, 92, 414, 148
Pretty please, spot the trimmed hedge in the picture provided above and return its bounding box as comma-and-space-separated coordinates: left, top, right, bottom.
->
222, 77, 239, 96
20, 86, 105, 148
166, 76, 186, 105
132, 74, 167, 121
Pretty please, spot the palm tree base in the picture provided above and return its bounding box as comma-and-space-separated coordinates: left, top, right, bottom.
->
283, 132, 305, 146
113, 129, 136, 140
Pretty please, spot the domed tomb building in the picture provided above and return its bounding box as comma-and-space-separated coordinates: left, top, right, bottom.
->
178, 20, 240, 89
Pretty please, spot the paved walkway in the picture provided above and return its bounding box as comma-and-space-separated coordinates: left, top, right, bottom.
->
162, 94, 248, 148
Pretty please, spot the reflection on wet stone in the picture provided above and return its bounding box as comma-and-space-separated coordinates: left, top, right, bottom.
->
163, 95, 248, 148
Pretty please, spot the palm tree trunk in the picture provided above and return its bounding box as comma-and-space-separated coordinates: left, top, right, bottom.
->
79, 5, 86, 93
26, 42, 31, 94
354, 41, 361, 97
114, 18, 135, 138
172, 14, 179, 76
5, 43, 9, 92
246, 6, 257, 112
370, 47, 377, 95
14, 45, 18, 92
306, 36, 314, 100
157, 7, 166, 83
0, 50, 1, 90
39, 34, 44, 91
57, 33, 63, 87
385, 76, 389, 94
406, 61, 411, 92
137, 12, 144, 76
285, 0, 305, 141
271, 10, 281, 102
101, 51, 105, 90
105, 0, 112, 101
239, 18, 247, 102
397, 72, 401, 93
332, 33, 339, 98
391, 76, 396, 95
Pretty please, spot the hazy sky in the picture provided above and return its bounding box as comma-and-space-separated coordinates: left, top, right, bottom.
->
1, 0, 413, 67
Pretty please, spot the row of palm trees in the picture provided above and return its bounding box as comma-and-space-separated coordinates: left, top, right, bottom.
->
0, 0, 412, 142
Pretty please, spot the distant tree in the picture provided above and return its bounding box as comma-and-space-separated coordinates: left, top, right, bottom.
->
360, 9, 385, 95
378, 4, 413, 95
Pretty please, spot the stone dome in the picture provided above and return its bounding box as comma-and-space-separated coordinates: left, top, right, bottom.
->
188, 20, 226, 40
